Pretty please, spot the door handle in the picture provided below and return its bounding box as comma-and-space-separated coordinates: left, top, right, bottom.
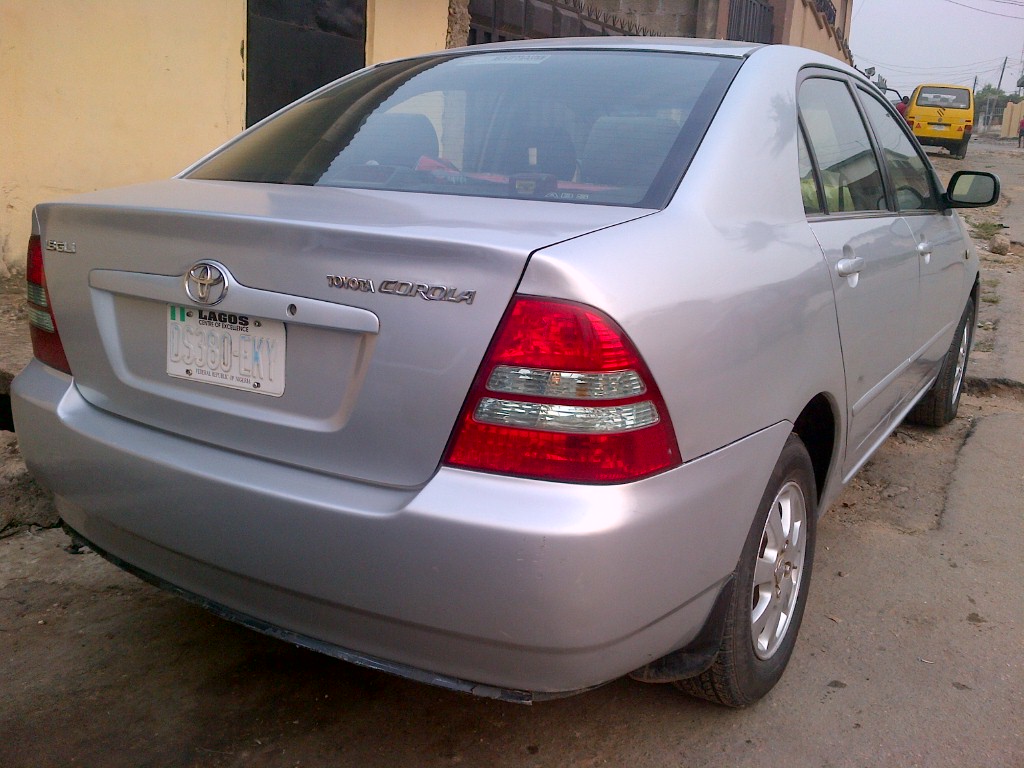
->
917, 241, 932, 257
836, 256, 865, 277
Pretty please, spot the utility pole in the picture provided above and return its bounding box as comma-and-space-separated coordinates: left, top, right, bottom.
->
992, 58, 1009, 131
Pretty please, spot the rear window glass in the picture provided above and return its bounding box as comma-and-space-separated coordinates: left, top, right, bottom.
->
187, 50, 740, 208
915, 87, 971, 110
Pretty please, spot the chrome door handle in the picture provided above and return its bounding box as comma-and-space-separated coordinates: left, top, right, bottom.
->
917, 241, 932, 257
836, 256, 865, 277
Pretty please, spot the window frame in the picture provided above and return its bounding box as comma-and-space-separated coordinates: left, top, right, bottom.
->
796, 66, 949, 222
797, 71, 892, 218
854, 85, 946, 216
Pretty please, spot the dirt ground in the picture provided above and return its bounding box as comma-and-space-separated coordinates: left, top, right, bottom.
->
1, 139, 1022, 767
0, 283, 54, 532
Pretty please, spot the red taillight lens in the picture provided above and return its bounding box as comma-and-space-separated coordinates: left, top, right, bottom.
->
26, 235, 71, 374
444, 296, 680, 483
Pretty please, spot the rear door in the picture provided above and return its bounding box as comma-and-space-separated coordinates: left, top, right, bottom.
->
799, 74, 920, 477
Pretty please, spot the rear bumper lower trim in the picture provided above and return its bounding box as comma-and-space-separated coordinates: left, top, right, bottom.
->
61, 521, 585, 704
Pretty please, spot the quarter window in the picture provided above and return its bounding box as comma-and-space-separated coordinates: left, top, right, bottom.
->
799, 78, 887, 214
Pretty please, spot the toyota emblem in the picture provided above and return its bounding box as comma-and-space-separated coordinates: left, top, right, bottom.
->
184, 261, 229, 305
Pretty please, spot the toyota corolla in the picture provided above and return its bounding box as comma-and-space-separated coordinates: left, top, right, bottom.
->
12, 38, 998, 706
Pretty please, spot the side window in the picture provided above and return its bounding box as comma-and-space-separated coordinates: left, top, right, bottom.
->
798, 126, 822, 215
798, 78, 887, 214
858, 89, 941, 212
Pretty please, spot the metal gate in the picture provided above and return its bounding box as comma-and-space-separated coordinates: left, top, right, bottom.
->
468, 0, 652, 44
726, 0, 774, 44
246, 0, 366, 126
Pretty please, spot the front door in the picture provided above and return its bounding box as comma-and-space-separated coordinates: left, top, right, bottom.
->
856, 87, 970, 390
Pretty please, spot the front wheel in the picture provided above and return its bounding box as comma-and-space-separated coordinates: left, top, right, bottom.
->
907, 296, 975, 427
675, 434, 817, 707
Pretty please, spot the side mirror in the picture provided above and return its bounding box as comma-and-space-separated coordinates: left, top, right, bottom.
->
945, 171, 1000, 208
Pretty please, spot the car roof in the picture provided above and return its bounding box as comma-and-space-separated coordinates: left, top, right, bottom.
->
428, 36, 761, 60
915, 83, 972, 91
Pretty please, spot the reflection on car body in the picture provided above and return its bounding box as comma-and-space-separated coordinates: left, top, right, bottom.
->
12, 38, 999, 707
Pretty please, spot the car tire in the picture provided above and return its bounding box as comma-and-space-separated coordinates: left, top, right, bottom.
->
907, 296, 975, 427
953, 139, 969, 160
675, 433, 816, 707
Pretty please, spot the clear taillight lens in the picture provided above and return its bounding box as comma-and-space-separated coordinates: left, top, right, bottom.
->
444, 296, 680, 483
27, 235, 71, 374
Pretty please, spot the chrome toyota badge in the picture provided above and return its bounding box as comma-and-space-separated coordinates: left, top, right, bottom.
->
184, 261, 229, 305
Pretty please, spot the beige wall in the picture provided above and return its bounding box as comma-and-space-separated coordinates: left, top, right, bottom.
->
366, 0, 449, 64
775, 0, 852, 64
1000, 101, 1024, 139
0, 0, 247, 278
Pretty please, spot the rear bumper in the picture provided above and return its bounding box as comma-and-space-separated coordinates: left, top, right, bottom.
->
12, 359, 789, 695
914, 131, 969, 150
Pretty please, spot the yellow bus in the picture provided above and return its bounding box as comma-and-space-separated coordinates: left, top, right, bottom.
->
904, 84, 974, 159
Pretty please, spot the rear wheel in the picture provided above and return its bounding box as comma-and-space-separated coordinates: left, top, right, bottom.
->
952, 138, 969, 160
675, 434, 816, 707
907, 296, 975, 427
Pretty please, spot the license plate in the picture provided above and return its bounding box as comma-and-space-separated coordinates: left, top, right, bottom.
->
929, 123, 948, 131
166, 305, 286, 396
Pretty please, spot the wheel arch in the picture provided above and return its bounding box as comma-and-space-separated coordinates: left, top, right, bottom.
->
792, 393, 839, 507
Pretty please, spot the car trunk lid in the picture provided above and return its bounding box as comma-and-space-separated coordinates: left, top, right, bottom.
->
35, 179, 650, 487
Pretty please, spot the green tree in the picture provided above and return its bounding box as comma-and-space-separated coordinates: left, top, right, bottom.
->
975, 84, 1021, 110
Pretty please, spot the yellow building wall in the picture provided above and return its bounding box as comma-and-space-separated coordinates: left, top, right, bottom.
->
1000, 100, 1024, 140
0, 0, 247, 278
366, 0, 449, 64
781, 0, 851, 64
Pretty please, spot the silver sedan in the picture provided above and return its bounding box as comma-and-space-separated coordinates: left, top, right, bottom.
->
12, 38, 998, 706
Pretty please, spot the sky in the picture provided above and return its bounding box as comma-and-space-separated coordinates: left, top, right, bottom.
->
849, 0, 1024, 97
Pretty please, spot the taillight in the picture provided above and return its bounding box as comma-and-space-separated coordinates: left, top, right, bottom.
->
444, 296, 680, 483
26, 235, 71, 374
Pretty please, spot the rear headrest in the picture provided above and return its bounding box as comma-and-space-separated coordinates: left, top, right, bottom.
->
344, 112, 440, 167
580, 117, 680, 188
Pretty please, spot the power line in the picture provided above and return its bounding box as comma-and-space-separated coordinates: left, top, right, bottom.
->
938, 0, 1024, 19
854, 58, 1010, 86
858, 65, 1005, 82
855, 54, 1008, 72
972, 0, 1024, 7
852, 0, 872, 23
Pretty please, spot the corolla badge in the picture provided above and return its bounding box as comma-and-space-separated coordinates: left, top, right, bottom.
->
185, 261, 229, 305
326, 273, 476, 305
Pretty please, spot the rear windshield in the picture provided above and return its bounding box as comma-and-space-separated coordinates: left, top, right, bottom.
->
187, 50, 740, 208
915, 87, 971, 110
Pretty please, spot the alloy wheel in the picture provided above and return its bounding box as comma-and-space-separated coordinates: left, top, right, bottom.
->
751, 480, 808, 660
